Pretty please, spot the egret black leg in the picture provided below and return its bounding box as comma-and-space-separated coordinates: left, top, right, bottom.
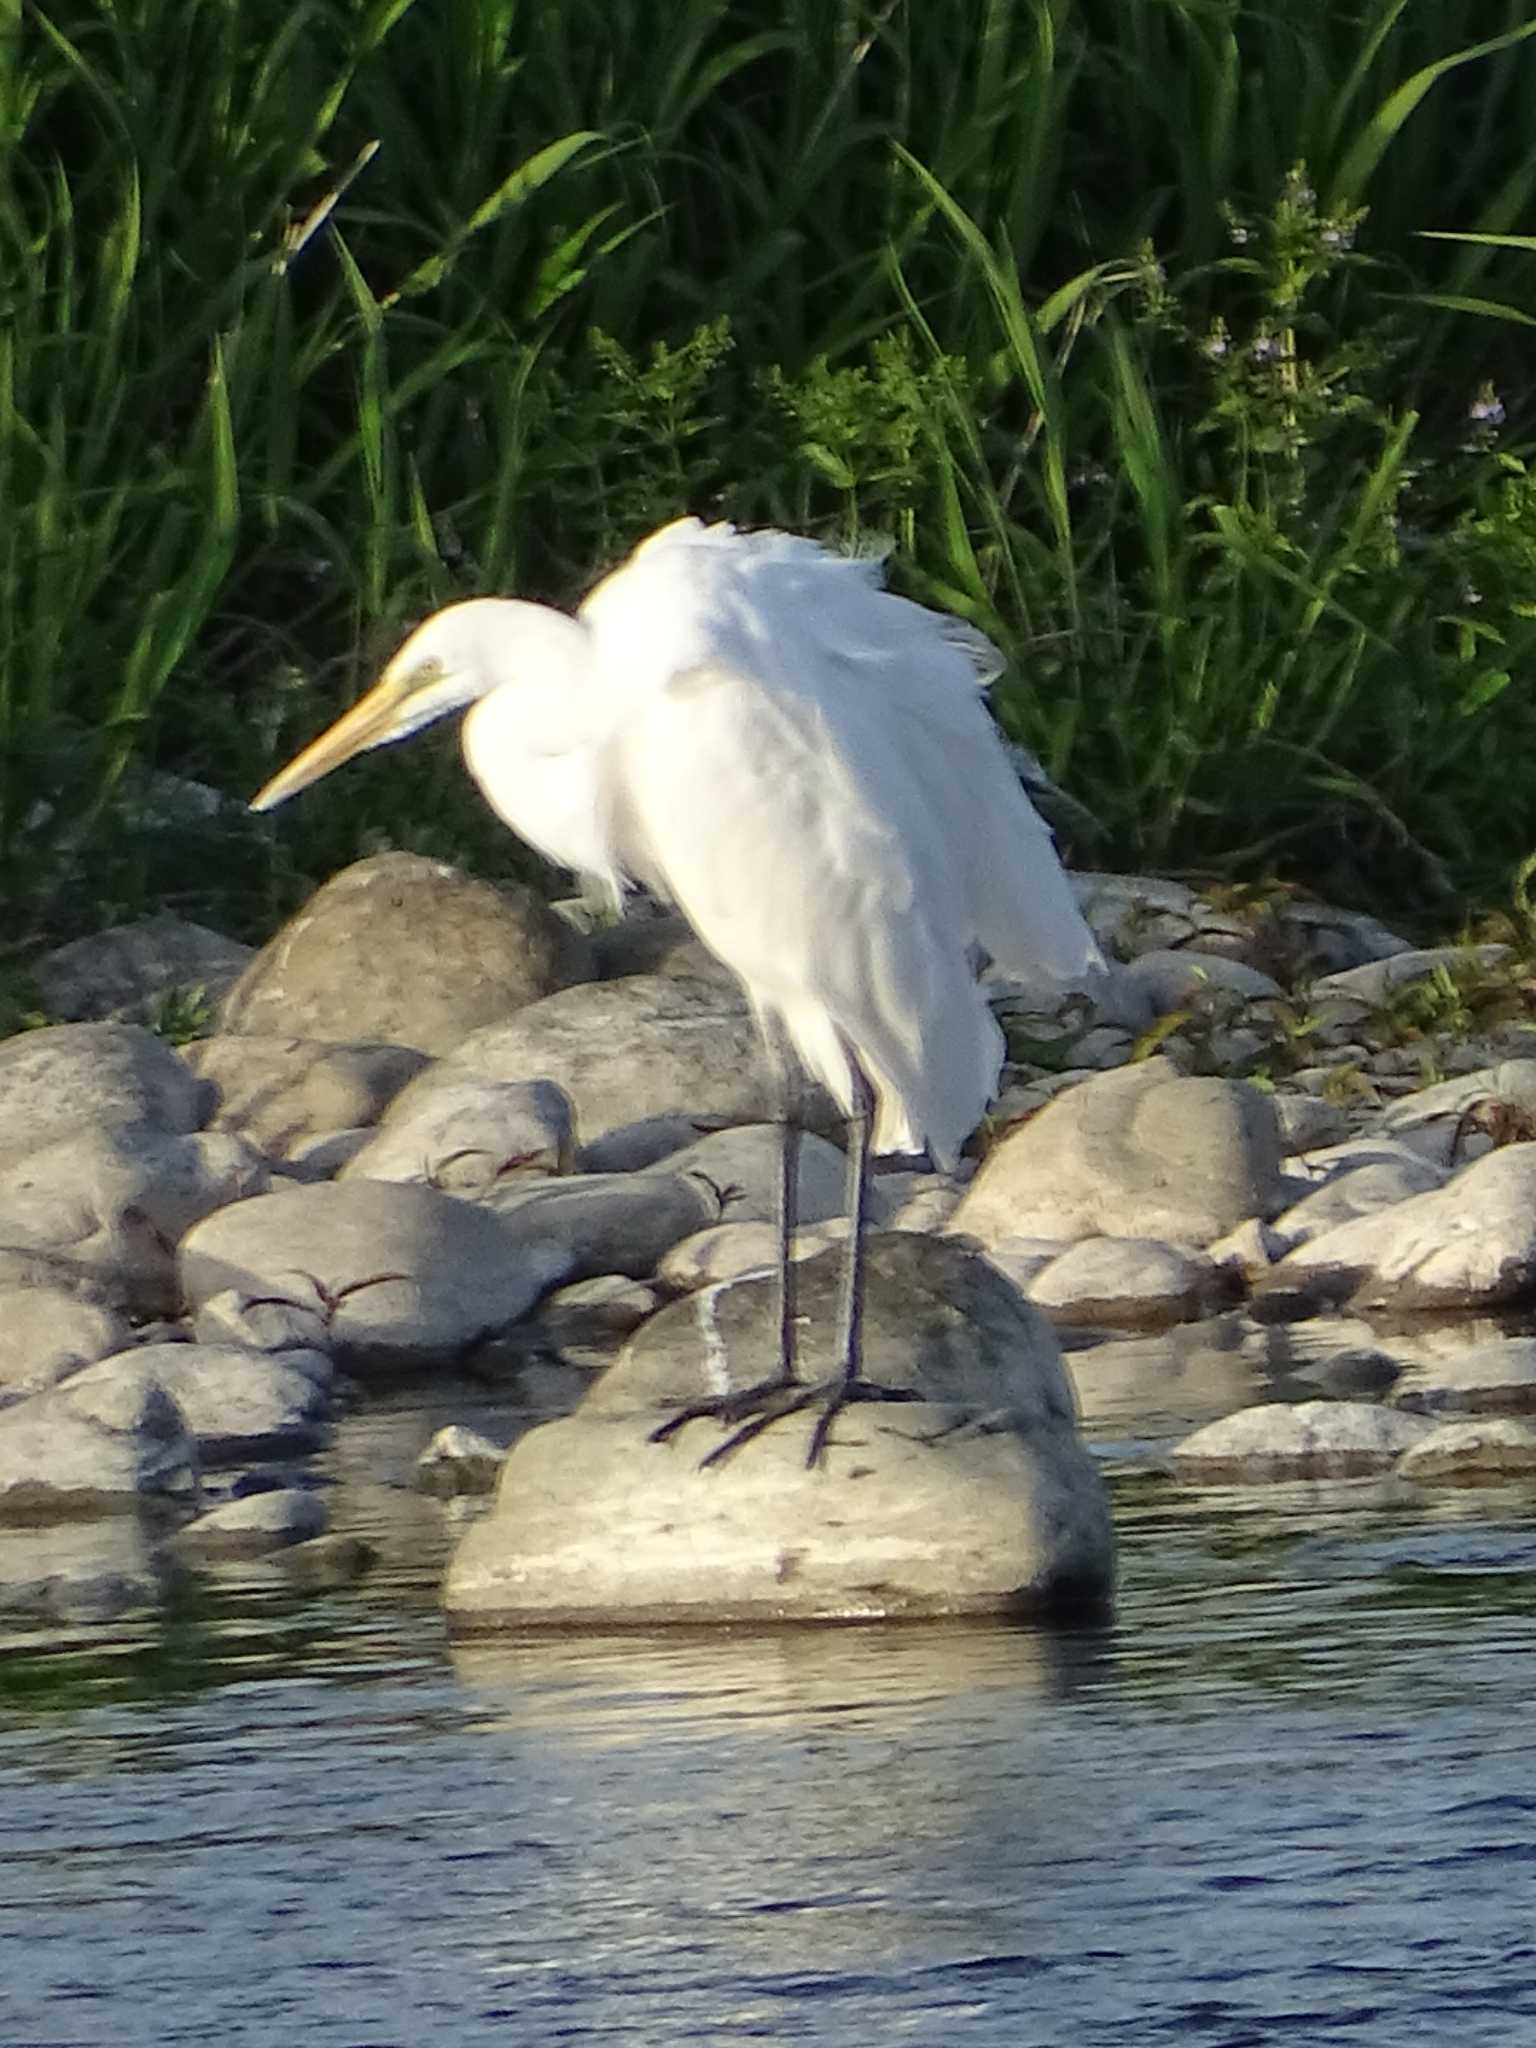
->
806, 1055, 875, 1464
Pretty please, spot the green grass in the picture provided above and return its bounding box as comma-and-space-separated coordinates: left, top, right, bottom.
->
4, 0, 1536, 948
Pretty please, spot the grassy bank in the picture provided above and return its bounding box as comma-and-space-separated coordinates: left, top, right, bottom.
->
4, 0, 1536, 947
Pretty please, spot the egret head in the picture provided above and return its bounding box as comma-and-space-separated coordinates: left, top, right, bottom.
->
249, 603, 505, 813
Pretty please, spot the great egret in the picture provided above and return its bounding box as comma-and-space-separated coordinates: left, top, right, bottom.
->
251, 517, 1104, 1463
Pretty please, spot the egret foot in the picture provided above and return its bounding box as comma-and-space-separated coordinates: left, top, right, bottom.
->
649, 1373, 921, 1470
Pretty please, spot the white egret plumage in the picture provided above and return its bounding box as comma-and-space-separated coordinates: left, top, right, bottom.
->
250, 517, 1104, 1461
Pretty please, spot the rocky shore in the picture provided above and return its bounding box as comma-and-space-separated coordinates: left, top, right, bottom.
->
5, 851, 1536, 1629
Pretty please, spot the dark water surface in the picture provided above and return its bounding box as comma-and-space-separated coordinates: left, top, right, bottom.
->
3, 1405, 1536, 2047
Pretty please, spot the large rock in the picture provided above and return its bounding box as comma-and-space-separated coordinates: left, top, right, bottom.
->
0, 1519, 169, 1622
0, 1285, 131, 1391
1396, 1417, 1536, 1484
649, 1124, 865, 1229
341, 1078, 575, 1192
1260, 1145, 1536, 1314
444, 1235, 1113, 1627
220, 852, 593, 1054
481, 1171, 717, 1281
388, 975, 794, 1146
169, 1486, 329, 1559
0, 1127, 269, 1315
0, 1367, 198, 1517
179, 1180, 570, 1373
1172, 1400, 1432, 1479
32, 915, 254, 1024
187, 1035, 430, 1157
0, 1023, 208, 1174
1026, 1236, 1229, 1328
86, 1345, 335, 1462
950, 1057, 1283, 1248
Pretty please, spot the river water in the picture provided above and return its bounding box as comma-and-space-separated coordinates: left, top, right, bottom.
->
3, 1390, 1535, 2048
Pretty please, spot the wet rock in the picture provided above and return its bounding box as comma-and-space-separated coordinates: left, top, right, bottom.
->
1390, 1337, 1536, 1415
0, 1023, 208, 1174
271, 1532, 376, 1592
33, 915, 254, 1024
342, 1078, 575, 1192
188, 1035, 429, 1157
170, 1486, 330, 1558
416, 1425, 507, 1497
0, 1287, 131, 1391
89, 1344, 334, 1462
481, 1275, 663, 1379
1027, 1236, 1230, 1329
179, 1180, 569, 1373
0, 1368, 198, 1517
0, 1519, 168, 1621
1207, 1216, 1286, 1281
0, 1126, 270, 1317
1395, 1417, 1536, 1484
445, 1238, 1110, 1628
390, 975, 794, 1147
950, 1057, 1283, 1249
1263, 1146, 1536, 1314
482, 1170, 717, 1281
1172, 1400, 1432, 1479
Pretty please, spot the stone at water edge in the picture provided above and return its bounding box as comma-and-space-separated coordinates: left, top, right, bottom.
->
0, 1370, 198, 1517
83, 1345, 335, 1464
416, 1425, 507, 1497
1026, 1236, 1231, 1329
0, 1286, 131, 1391
1395, 1418, 1536, 1483
444, 1233, 1113, 1628
1172, 1401, 1433, 1480
169, 1488, 330, 1559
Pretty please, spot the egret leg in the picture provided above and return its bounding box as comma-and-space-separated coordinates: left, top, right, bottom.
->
649, 1042, 916, 1470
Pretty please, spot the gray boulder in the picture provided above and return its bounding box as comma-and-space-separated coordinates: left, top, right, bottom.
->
416, 1424, 507, 1497
33, 915, 254, 1024
1390, 1336, 1536, 1416
87, 1345, 334, 1462
342, 1078, 575, 1192
0, 1285, 131, 1391
0, 1519, 169, 1622
188, 1035, 429, 1157
950, 1057, 1283, 1248
444, 1235, 1112, 1626
220, 851, 593, 1054
389, 975, 795, 1147
179, 1180, 569, 1372
482, 1171, 717, 1281
1027, 1236, 1229, 1328
1396, 1417, 1536, 1483
0, 1368, 198, 1516
0, 1023, 208, 1174
1172, 1399, 1432, 1479
170, 1486, 330, 1558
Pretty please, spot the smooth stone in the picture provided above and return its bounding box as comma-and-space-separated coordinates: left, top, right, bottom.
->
1119, 948, 1285, 1010
271, 1532, 377, 1591
482, 1170, 717, 1281
950, 1057, 1283, 1248
1263, 1146, 1536, 1314
476, 1275, 663, 1380
1396, 1418, 1536, 1483
1269, 1157, 1446, 1251
658, 1222, 782, 1290
1207, 1216, 1287, 1279
191, 1289, 334, 1356
1273, 1093, 1351, 1155
1310, 945, 1513, 1013
1390, 1338, 1536, 1415
179, 1180, 569, 1373
388, 975, 795, 1146
220, 851, 594, 1054
282, 1129, 376, 1179
444, 1403, 1113, 1629
0, 1287, 131, 1390
588, 910, 741, 989
590, 1233, 1079, 1426
0, 1370, 198, 1517
416, 1425, 507, 1497
653, 1124, 870, 1229
1379, 1060, 1536, 1166
0, 1518, 167, 1621
187, 1035, 430, 1157
577, 1111, 736, 1173
0, 1023, 208, 1174
0, 1126, 270, 1317
1027, 1236, 1229, 1329
33, 915, 254, 1024
169, 1487, 330, 1558
1171, 1400, 1433, 1479
89, 1345, 334, 1462
1283, 1136, 1445, 1188
342, 1079, 576, 1192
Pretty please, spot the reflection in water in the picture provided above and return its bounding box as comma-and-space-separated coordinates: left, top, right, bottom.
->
3, 1418, 1536, 2044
